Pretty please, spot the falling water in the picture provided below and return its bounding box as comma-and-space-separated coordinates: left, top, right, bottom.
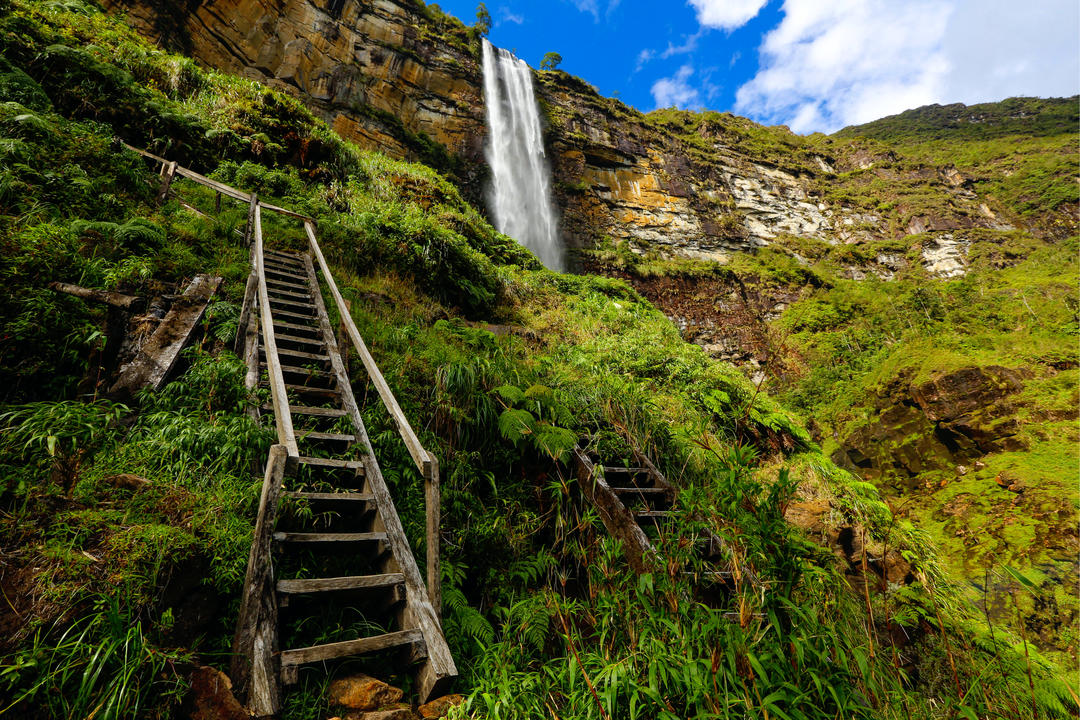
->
481, 39, 563, 271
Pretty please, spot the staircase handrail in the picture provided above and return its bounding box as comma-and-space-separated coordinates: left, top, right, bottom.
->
303, 220, 442, 610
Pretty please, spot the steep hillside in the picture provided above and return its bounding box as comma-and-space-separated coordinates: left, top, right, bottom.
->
0, 0, 1076, 718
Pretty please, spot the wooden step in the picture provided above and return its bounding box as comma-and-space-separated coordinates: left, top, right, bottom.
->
610, 486, 667, 495
265, 277, 311, 293
264, 262, 306, 276
272, 319, 321, 335
635, 510, 672, 520
260, 381, 339, 399
298, 456, 365, 471
263, 266, 308, 282
603, 467, 651, 474
274, 332, 326, 347
273, 531, 387, 543
261, 347, 329, 363
263, 404, 346, 418
263, 363, 333, 379
295, 431, 356, 443
265, 250, 305, 262
268, 297, 316, 313
267, 287, 312, 301
279, 628, 424, 673
266, 306, 315, 322
277, 573, 404, 595
284, 490, 372, 502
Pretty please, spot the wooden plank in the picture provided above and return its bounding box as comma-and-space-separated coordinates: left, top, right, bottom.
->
573, 447, 659, 575
262, 382, 339, 400
284, 491, 373, 502
262, 347, 328, 363
268, 297, 317, 313
277, 573, 404, 594
263, 267, 308, 282
300, 250, 456, 703
266, 404, 345, 418
173, 164, 251, 203
274, 333, 325, 347
233, 268, 259, 357
266, 307, 317, 323
280, 628, 423, 669
109, 274, 221, 399
426, 456, 441, 615
254, 204, 299, 462
49, 281, 142, 310
297, 456, 365, 471
265, 278, 310, 293
273, 364, 332, 378
272, 319, 321, 335
260, 201, 314, 222
273, 532, 387, 543
610, 486, 667, 494
267, 288, 313, 301
230, 444, 288, 716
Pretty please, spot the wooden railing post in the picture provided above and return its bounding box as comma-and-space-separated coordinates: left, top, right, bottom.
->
231, 444, 288, 716
425, 454, 441, 614
157, 160, 177, 205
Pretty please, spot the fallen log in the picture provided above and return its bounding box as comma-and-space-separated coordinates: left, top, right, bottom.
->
109, 274, 222, 399
49, 281, 143, 310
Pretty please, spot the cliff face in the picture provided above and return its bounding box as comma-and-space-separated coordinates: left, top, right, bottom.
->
105, 0, 1076, 266
104, 0, 487, 181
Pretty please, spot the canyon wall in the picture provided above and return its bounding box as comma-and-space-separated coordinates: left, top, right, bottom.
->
104, 0, 1043, 267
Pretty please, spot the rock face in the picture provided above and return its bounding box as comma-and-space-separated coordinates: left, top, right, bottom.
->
102, 0, 1040, 265
183, 666, 249, 720
329, 673, 405, 711
833, 366, 1031, 484
104, 0, 487, 176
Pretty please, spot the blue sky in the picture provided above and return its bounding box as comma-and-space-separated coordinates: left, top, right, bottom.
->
436, 0, 1080, 134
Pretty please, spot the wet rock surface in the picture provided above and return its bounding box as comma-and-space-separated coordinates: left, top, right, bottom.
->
833, 365, 1031, 483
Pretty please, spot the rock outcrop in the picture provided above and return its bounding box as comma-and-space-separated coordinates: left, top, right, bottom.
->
833, 365, 1031, 485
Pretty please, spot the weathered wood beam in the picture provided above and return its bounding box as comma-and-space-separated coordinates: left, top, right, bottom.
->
108, 274, 221, 399
49, 281, 142, 310
572, 447, 659, 575
231, 444, 287, 718
254, 203, 299, 463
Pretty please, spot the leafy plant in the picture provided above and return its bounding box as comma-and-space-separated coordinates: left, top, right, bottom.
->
0, 399, 127, 494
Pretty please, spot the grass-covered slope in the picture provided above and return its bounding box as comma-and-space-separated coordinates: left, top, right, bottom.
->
583, 97, 1079, 674
0, 1, 1076, 718
836, 96, 1080, 142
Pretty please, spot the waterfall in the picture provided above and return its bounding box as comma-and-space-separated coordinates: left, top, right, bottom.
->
481, 39, 563, 271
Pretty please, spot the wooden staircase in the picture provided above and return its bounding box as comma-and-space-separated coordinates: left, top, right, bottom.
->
573, 447, 737, 604
122, 146, 456, 716
231, 212, 456, 715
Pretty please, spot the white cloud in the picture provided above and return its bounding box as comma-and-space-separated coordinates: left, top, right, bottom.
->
661, 27, 706, 59
652, 64, 701, 108
496, 6, 524, 26
568, 0, 599, 21
733, 0, 1079, 133
689, 0, 769, 30
941, 0, 1079, 105
635, 48, 655, 72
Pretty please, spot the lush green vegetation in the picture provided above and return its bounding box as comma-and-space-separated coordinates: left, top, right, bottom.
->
0, 1, 1076, 718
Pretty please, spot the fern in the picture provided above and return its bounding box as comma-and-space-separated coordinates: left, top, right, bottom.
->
498, 407, 536, 443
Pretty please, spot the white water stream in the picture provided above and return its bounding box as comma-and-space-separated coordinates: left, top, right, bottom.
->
481, 39, 563, 271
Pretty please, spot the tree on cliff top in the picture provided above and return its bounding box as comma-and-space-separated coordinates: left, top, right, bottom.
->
541, 52, 563, 71
475, 3, 491, 36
